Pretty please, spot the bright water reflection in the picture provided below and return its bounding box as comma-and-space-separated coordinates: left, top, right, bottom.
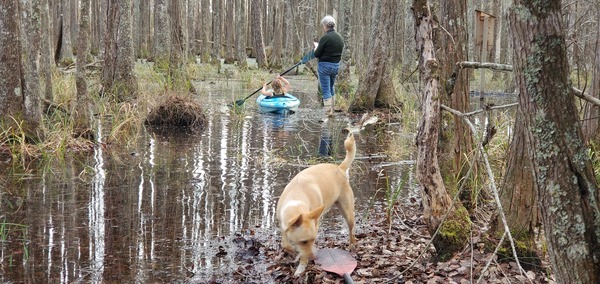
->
0, 81, 415, 283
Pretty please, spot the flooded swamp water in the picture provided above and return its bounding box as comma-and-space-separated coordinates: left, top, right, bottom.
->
0, 75, 419, 283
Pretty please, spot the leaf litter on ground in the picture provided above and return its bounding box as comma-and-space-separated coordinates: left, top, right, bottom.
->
197, 202, 555, 284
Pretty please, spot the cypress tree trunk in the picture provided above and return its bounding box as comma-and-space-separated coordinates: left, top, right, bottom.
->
153, 0, 171, 62
235, 0, 248, 68
223, 0, 236, 64
211, 0, 222, 65
349, 0, 397, 112
251, 0, 267, 68
102, 0, 137, 101
0, 1, 25, 122
21, 0, 43, 134
74, 0, 91, 135
510, 1, 600, 281
412, 0, 470, 259
57, 0, 74, 65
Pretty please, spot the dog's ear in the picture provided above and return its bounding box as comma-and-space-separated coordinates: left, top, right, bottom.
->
288, 214, 303, 228
308, 205, 325, 220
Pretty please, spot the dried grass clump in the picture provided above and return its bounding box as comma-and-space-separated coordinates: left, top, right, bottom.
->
145, 95, 207, 131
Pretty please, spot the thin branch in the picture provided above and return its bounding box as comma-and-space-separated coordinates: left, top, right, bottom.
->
452, 61, 600, 107
477, 231, 506, 283
571, 86, 600, 107
457, 61, 514, 72
463, 102, 518, 117
441, 103, 532, 282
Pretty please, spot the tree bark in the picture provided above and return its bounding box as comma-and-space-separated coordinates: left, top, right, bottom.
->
0, 1, 25, 122
57, 0, 74, 65
39, 0, 53, 102
153, 0, 170, 62
269, 1, 283, 69
235, 0, 248, 68
349, 0, 397, 112
412, 0, 470, 259
336, 0, 352, 96
251, 0, 267, 68
74, 0, 91, 135
211, 0, 222, 65
199, 0, 211, 63
582, 6, 600, 142
102, 0, 137, 101
510, 1, 600, 281
21, 0, 43, 134
223, 0, 236, 64
439, 0, 475, 209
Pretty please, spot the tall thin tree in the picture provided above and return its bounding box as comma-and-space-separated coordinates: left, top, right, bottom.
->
74, 0, 91, 135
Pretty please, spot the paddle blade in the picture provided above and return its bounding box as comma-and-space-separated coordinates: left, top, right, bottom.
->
314, 248, 357, 277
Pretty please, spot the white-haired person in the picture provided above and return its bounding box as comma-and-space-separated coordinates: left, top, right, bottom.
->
314, 15, 344, 121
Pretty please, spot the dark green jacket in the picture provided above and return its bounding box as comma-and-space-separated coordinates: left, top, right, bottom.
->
314, 29, 344, 63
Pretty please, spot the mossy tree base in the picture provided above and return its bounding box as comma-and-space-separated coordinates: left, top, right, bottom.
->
431, 208, 471, 261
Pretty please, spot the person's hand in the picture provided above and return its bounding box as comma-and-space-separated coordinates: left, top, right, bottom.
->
313, 41, 318, 49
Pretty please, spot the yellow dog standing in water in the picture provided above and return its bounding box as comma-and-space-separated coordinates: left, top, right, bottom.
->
276, 133, 357, 276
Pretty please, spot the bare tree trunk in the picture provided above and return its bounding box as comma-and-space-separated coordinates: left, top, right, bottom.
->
74, 0, 91, 135
39, 0, 53, 102
235, 0, 248, 68
269, 0, 283, 69
140, 0, 152, 59
153, 0, 170, 62
582, 6, 600, 142
211, 0, 222, 65
70, 0, 78, 46
493, 111, 540, 266
223, 0, 236, 64
187, 0, 197, 55
21, 0, 43, 134
57, 0, 74, 65
99, 0, 108, 59
132, 0, 140, 58
336, 0, 352, 95
251, 0, 267, 68
510, 0, 600, 281
349, 0, 397, 112
0, 2, 25, 126
412, 0, 470, 259
439, 0, 474, 206
286, 0, 302, 61
102, 0, 137, 101
199, 0, 211, 62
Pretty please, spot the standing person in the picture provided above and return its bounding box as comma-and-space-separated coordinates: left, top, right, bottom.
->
260, 75, 291, 97
314, 15, 344, 120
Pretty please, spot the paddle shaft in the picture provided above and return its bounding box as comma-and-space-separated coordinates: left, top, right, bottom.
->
237, 61, 302, 104
343, 273, 354, 284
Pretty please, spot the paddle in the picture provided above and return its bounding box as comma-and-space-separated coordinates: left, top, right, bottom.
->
314, 248, 357, 284
231, 50, 315, 107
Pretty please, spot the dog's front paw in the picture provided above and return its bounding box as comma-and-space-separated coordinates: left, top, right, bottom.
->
293, 262, 307, 276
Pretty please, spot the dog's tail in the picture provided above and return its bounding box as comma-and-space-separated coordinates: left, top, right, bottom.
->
339, 133, 356, 172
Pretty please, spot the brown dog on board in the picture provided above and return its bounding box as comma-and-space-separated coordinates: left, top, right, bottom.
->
276, 133, 356, 276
